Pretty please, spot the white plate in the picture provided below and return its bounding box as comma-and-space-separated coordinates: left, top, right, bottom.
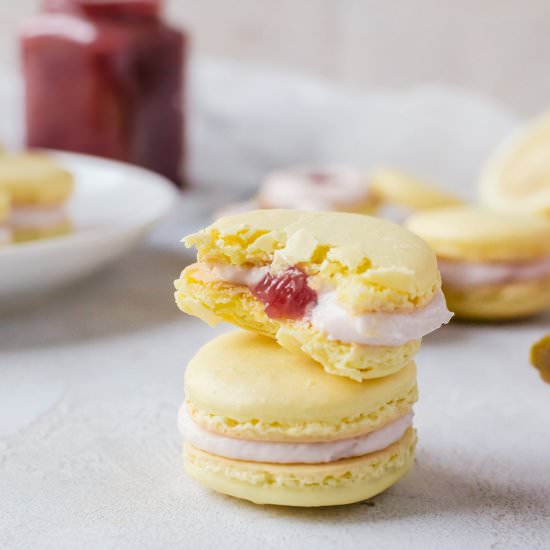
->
0, 152, 178, 303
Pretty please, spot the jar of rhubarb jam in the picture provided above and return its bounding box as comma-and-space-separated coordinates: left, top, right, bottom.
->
21, 0, 187, 185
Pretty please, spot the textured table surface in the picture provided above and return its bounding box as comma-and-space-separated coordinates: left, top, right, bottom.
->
1, 195, 549, 550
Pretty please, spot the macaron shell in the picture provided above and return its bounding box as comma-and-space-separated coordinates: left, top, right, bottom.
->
370, 168, 463, 210
184, 428, 416, 507
444, 278, 550, 320
184, 331, 417, 442
275, 324, 420, 383
479, 111, 550, 216
406, 207, 550, 261
0, 153, 74, 205
176, 269, 421, 382
183, 210, 441, 311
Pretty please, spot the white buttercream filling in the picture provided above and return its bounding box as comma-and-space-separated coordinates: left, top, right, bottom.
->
311, 289, 452, 346
10, 206, 67, 229
213, 264, 270, 287
260, 165, 373, 211
179, 405, 413, 464
438, 256, 550, 289
211, 264, 453, 346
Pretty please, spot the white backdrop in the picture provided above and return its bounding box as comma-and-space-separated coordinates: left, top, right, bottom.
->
2, 0, 550, 115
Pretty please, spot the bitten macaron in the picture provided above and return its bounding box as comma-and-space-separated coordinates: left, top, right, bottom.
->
406, 206, 550, 320
0, 153, 73, 243
175, 210, 452, 381
180, 331, 418, 507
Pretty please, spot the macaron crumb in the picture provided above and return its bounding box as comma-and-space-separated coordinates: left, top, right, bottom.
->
530, 334, 550, 383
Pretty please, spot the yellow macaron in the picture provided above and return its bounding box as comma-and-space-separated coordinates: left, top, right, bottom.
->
406, 206, 550, 320
180, 331, 417, 507
0, 153, 73, 243
370, 168, 463, 220
175, 210, 452, 380
479, 111, 550, 217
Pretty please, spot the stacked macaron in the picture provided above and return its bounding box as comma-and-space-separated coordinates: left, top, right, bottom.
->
175, 210, 453, 506
0, 153, 74, 243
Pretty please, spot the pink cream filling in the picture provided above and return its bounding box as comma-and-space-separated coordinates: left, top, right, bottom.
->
438, 256, 550, 289
210, 263, 453, 346
179, 405, 413, 464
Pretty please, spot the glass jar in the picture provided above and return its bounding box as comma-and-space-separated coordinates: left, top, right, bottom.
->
21, 0, 187, 185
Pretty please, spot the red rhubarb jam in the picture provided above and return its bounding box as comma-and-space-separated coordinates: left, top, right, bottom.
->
20, 0, 187, 185
252, 267, 317, 320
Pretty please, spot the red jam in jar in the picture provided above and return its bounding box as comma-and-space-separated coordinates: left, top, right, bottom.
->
20, 0, 187, 185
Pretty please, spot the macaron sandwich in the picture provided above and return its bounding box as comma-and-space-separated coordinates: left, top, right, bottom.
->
180, 331, 417, 507
176, 210, 452, 381
175, 209, 452, 506
216, 166, 379, 219
0, 153, 73, 243
406, 206, 550, 320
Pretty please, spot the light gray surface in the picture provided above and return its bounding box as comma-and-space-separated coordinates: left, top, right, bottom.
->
1, 196, 549, 550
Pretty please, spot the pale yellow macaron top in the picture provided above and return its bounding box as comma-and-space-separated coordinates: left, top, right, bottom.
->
0, 153, 74, 205
184, 209, 441, 311
406, 206, 550, 261
480, 111, 550, 216
0, 190, 10, 221
370, 168, 463, 211
185, 331, 417, 442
